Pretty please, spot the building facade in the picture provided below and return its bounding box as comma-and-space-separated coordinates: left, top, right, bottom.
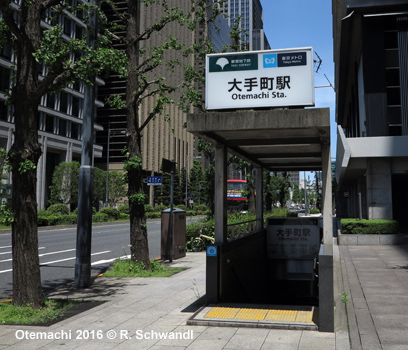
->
219, 0, 270, 51
333, 0, 408, 228
0, 2, 104, 209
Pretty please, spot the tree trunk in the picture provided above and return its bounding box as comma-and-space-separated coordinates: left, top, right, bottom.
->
8, 1, 44, 307
126, 0, 150, 269
10, 91, 43, 308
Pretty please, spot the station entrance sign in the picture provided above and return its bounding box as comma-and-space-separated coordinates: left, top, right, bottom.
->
205, 47, 314, 110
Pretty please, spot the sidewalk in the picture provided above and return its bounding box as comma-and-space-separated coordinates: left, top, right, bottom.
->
0, 242, 407, 349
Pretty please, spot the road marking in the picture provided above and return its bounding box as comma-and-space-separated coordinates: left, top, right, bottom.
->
40, 251, 111, 266
0, 247, 46, 256
0, 246, 12, 250
91, 255, 127, 266
0, 269, 12, 274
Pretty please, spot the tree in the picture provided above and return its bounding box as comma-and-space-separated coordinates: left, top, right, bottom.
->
107, 170, 126, 206
50, 161, 80, 207
92, 167, 107, 209
188, 160, 204, 207
104, 0, 225, 267
0, 0, 125, 307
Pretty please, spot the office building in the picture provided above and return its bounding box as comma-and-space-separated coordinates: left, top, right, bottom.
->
333, 0, 408, 228
0, 3, 104, 210
219, 0, 270, 51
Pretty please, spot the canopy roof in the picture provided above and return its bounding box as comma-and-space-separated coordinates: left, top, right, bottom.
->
187, 108, 330, 172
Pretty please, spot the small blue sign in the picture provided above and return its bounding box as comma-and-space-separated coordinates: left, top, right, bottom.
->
263, 53, 277, 68
207, 246, 217, 257
147, 176, 162, 186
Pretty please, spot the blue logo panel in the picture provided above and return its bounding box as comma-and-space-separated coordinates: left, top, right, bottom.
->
263, 54, 277, 68
207, 246, 217, 257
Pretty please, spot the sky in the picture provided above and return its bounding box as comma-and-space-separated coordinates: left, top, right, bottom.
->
261, 0, 337, 162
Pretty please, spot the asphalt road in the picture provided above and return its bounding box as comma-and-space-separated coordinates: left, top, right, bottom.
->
0, 218, 189, 300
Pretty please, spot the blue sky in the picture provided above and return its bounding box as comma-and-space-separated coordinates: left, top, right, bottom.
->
261, 0, 337, 160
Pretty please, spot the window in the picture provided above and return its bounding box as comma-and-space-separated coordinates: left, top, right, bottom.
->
59, 119, 67, 136
0, 100, 9, 121
0, 66, 11, 92
46, 94, 55, 109
71, 122, 78, 139
60, 92, 69, 114
63, 16, 72, 37
45, 115, 54, 133
1, 44, 12, 61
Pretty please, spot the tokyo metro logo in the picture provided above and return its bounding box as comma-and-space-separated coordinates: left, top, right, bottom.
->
263, 54, 277, 68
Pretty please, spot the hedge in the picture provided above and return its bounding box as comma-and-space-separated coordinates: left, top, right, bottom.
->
38, 214, 77, 226
99, 207, 120, 220
146, 212, 161, 219
341, 219, 399, 234
46, 203, 70, 216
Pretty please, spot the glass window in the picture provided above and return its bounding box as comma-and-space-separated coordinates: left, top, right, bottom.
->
0, 100, 9, 121
46, 94, 55, 109
60, 92, 68, 113
45, 115, 54, 133
71, 122, 78, 139
1, 44, 12, 61
59, 119, 67, 136
0, 67, 10, 92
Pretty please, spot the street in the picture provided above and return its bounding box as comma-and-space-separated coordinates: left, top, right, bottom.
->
0, 219, 180, 300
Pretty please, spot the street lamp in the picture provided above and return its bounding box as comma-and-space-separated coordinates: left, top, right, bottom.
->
105, 129, 125, 207
185, 155, 194, 209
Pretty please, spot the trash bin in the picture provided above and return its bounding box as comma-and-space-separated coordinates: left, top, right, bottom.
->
161, 208, 186, 260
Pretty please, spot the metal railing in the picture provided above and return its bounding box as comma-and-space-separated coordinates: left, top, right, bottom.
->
227, 219, 262, 242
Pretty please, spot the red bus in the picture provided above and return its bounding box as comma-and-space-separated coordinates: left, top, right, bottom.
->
227, 179, 247, 211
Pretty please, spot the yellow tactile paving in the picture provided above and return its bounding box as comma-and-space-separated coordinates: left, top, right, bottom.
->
204, 307, 239, 319
264, 309, 297, 322
235, 308, 268, 320
204, 307, 314, 324
295, 310, 314, 323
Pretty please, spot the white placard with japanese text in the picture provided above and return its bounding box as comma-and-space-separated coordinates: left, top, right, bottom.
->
267, 217, 320, 259
205, 47, 315, 110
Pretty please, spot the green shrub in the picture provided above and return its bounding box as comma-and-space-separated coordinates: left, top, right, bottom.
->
146, 212, 161, 219
144, 204, 154, 212
341, 219, 399, 234
186, 210, 197, 216
309, 208, 321, 214
154, 205, 167, 212
267, 208, 298, 217
119, 213, 130, 220
46, 203, 70, 216
176, 204, 187, 211
118, 204, 129, 214
92, 213, 110, 222
58, 215, 77, 225
99, 207, 120, 220
196, 205, 207, 212
73, 207, 96, 215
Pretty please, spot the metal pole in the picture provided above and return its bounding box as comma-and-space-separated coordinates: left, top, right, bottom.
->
75, 0, 97, 289
185, 156, 188, 208
105, 130, 111, 207
359, 192, 363, 220
304, 171, 308, 216
167, 167, 174, 263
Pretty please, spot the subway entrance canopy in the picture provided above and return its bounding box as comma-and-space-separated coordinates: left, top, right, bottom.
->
186, 48, 333, 333
187, 108, 333, 332
187, 108, 330, 172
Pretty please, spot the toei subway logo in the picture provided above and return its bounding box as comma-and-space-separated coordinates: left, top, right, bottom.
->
263, 54, 277, 68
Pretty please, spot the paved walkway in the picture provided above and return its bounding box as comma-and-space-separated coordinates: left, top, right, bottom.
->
0, 241, 407, 349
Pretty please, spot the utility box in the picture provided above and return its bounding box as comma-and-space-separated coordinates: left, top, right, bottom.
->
161, 208, 186, 260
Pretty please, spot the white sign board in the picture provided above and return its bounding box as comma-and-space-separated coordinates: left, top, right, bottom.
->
205, 47, 315, 110
266, 217, 320, 260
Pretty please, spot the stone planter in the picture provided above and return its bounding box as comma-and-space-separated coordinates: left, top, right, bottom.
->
338, 230, 405, 245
